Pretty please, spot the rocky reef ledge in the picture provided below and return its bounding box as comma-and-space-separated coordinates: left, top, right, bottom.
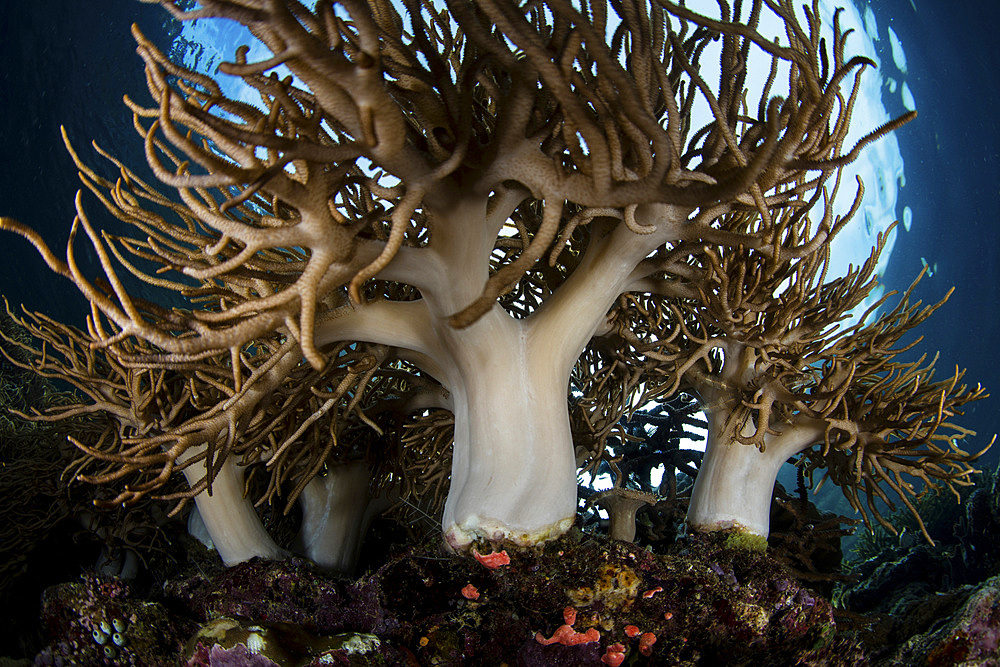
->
30, 531, 867, 666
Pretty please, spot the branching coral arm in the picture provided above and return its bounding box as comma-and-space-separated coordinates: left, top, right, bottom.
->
530, 204, 690, 375
0, 218, 72, 279
448, 191, 566, 328
313, 299, 445, 372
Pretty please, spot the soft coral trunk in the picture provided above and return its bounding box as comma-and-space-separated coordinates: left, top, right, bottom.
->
439, 307, 579, 549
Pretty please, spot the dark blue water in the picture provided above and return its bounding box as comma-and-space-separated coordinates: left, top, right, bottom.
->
1, 0, 996, 468
0, 0, 174, 325
871, 0, 1000, 471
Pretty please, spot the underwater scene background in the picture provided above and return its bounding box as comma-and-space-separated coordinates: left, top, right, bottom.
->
2, 0, 997, 455
0, 0, 997, 664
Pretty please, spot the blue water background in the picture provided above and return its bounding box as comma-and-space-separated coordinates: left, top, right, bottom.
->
871, 0, 1000, 472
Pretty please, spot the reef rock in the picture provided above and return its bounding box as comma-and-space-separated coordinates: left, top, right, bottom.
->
877, 574, 1000, 666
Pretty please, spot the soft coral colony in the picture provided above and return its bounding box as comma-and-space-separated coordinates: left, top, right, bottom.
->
0, 0, 990, 583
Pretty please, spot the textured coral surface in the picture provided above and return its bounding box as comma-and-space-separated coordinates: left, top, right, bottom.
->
31, 532, 868, 666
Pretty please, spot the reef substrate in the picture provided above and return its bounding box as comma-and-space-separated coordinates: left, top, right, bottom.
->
30, 531, 869, 666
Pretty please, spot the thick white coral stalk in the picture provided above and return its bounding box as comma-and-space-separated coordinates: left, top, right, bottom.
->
180, 453, 286, 566
686, 415, 825, 537
295, 461, 391, 573
440, 308, 579, 549
685, 340, 827, 537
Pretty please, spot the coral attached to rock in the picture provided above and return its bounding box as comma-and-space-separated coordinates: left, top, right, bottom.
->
31, 531, 871, 666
